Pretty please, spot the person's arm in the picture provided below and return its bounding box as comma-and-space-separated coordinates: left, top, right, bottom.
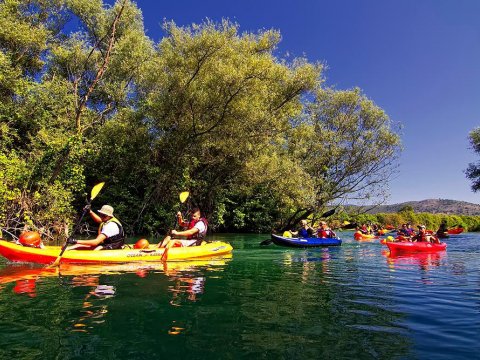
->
74, 222, 117, 246
75, 233, 107, 247
176, 212, 188, 227
88, 209, 103, 224
171, 227, 199, 237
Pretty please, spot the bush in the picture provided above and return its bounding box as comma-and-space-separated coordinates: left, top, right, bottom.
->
349, 212, 480, 231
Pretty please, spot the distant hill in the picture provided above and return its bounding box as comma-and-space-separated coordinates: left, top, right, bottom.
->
365, 199, 480, 215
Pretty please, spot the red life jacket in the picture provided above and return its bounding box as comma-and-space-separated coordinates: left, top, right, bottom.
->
187, 218, 208, 241
318, 229, 336, 238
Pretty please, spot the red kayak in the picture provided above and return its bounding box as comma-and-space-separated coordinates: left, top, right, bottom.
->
447, 228, 464, 235
387, 241, 447, 253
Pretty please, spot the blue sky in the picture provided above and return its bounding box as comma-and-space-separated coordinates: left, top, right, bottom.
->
128, 0, 480, 204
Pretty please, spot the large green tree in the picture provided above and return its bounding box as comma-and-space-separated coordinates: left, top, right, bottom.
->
282, 88, 401, 229
133, 20, 321, 232
465, 127, 480, 192
1, 0, 401, 237
0, 0, 153, 239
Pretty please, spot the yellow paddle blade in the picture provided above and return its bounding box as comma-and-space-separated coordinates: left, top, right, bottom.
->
179, 191, 189, 203
90, 182, 105, 201
343, 221, 350, 225
283, 231, 292, 238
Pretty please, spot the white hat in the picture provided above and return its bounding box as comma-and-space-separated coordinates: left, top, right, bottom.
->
98, 205, 114, 217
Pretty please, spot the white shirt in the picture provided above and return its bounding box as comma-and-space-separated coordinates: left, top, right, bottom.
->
101, 222, 120, 238
194, 220, 206, 234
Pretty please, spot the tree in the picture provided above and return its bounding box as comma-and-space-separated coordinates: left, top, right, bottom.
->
398, 205, 414, 213
465, 127, 480, 192
0, 0, 154, 239
136, 20, 321, 227
282, 88, 401, 229
1, 2, 403, 236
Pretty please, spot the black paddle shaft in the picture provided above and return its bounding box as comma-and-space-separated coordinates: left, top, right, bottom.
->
58, 207, 89, 257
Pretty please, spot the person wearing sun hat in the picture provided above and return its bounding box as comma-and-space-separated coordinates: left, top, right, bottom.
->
67, 204, 125, 250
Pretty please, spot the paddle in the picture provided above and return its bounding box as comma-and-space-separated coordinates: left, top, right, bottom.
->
321, 208, 335, 218
161, 191, 190, 262
260, 208, 336, 245
179, 191, 189, 204
1, 228, 19, 241
48, 182, 105, 267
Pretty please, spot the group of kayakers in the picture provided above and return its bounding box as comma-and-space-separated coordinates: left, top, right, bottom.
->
64, 204, 207, 251
355, 222, 395, 236
288, 219, 337, 239
15, 200, 454, 250
351, 221, 448, 244
357, 223, 379, 235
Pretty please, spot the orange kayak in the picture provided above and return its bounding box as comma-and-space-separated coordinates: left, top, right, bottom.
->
354, 232, 378, 241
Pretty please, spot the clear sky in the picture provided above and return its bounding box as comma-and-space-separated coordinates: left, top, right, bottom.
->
127, 0, 480, 204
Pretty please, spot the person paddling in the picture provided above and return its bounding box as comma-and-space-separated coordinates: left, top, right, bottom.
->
412, 225, 440, 244
436, 221, 449, 238
158, 207, 208, 248
317, 221, 336, 238
67, 205, 125, 250
290, 219, 316, 238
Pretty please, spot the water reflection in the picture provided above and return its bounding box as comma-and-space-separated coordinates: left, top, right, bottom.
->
13, 279, 37, 298
2, 232, 479, 359
168, 276, 205, 305
163, 258, 231, 306
0, 257, 230, 292
383, 250, 447, 272
71, 278, 114, 332
0, 256, 232, 335
284, 248, 336, 283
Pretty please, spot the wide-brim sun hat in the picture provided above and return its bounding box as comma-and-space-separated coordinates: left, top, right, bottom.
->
98, 205, 114, 217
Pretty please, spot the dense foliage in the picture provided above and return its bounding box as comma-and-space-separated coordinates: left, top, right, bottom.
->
466, 127, 480, 192
349, 212, 480, 232
0, 0, 402, 240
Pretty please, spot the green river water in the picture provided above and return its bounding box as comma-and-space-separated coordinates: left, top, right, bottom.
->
0, 232, 479, 359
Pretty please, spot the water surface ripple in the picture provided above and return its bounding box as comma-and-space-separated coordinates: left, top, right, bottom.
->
0, 231, 479, 359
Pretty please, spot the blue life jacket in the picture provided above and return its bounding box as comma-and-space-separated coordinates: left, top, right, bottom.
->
299, 228, 309, 238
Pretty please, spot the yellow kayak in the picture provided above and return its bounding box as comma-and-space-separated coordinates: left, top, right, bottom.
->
0, 239, 233, 264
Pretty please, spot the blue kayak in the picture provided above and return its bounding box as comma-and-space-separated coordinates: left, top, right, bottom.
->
270, 234, 342, 248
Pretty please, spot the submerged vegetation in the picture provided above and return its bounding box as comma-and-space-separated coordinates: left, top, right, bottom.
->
0, 0, 403, 238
